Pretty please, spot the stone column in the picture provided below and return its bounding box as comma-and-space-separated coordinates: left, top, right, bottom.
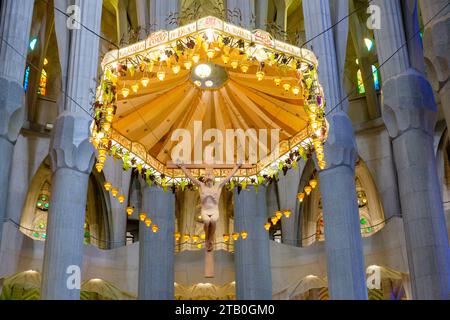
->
0, 0, 34, 248
303, 0, 367, 299
226, 0, 255, 29
234, 186, 272, 300
41, 0, 102, 300
278, 163, 304, 246
136, 0, 149, 38
138, 185, 175, 300
117, 0, 129, 44
255, 0, 268, 29
419, 0, 450, 129
149, 0, 179, 30
374, 0, 450, 299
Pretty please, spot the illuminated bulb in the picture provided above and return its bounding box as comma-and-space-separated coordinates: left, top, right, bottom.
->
95, 162, 103, 172
197, 243, 202, 249
121, 87, 130, 98
195, 64, 212, 78
240, 64, 249, 73
241, 231, 248, 239
126, 206, 134, 216
194, 80, 201, 87
152, 224, 159, 233
184, 61, 192, 70
274, 77, 282, 86
144, 217, 152, 227
192, 54, 200, 63
207, 48, 215, 59
101, 137, 109, 145
309, 179, 318, 189
222, 55, 230, 64
172, 64, 181, 74
139, 212, 146, 221
292, 86, 300, 95
174, 232, 181, 241
304, 185, 312, 196
98, 154, 106, 163
319, 160, 326, 170
200, 234, 206, 240
98, 149, 107, 157
283, 210, 291, 218
232, 232, 240, 241
256, 71, 265, 81
192, 235, 199, 243
223, 234, 230, 242
317, 153, 324, 161
283, 83, 291, 91
111, 188, 119, 197
157, 71, 165, 81
131, 83, 139, 93
271, 216, 278, 225
183, 234, 190, 242
117, 194, 125, 203
104, 181, 112, 191
205, 80, 213, 87
106, 105, 114, 115
297, 192, 305, 202
102, 122, 111, 132
141, 77, 150, 87
105, 114, 113, 122
275, 211, 283, 219
264, 222, 271, 231
231, 60, 239, 69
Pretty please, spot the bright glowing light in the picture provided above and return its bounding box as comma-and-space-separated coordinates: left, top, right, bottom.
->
195, 64, 212, 78
205, 80, 213, 87
364, 38, 373, 51
29, 38, 38, 51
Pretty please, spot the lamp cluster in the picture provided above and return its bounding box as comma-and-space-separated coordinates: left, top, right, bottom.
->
264, 210, 292, 231
138, 212, 159, 233
296, 178, 318, 204
103, 181, 126, 204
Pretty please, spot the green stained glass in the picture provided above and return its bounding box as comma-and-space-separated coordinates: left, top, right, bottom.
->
42, 233, 46, 239
32, 232, 39, 238
360, 218, 366, 225
44, 203, 49, 208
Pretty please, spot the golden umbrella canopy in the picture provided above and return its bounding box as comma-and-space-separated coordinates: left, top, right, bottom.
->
92, 16, 327, 185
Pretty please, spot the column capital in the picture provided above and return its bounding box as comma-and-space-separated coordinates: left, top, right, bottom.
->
321, 111, 358, 171
381, 68, 437, 139
0, 77, 24, 143
49, 112, 95, 174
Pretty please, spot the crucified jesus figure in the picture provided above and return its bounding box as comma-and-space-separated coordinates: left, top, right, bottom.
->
178, 163, 241, 278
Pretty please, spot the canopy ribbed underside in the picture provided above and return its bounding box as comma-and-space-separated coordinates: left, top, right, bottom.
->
113, 68, 308, 166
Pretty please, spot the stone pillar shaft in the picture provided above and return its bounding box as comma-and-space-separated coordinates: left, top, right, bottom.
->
0, 0, 34, 248
226, 0, 256, 29
234, 186, 272, 300
138, 185, 175, 300
149, 0, 179, 30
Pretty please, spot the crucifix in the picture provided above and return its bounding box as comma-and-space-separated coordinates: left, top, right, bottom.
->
178, 163, 241, 278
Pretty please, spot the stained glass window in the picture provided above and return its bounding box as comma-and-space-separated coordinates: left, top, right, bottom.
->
38, 69, 47, 96
372, 65, 380, 91
357, 69, 365, 94
357, 65, 380, 94
23, 66, 30, 92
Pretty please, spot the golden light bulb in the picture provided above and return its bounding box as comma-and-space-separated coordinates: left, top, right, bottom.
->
157, 71, 165, 81
131, 83, 139, 93
139, 212, 146, 221
200, 234, 206, 240
192, 235, 199, 243
174, 232, 181, 241
274, 77, 282, 86
264, 222, 271, 231
231, 60, 239, 69
309, 179, 318, 189
297, 192, 305, 202
184, 61, 192, 70
111, 187, 119, 197
104, 181, 112, 191
121, 87, 130, 98
275, 211, 283, 219
241, 231, 248, 239
145, 218, 152, 227
126, 206, 134, 216
192, 54, 200, 63
317, 153, 324, 161
105, 114, 114, 122
152, 224, 159, 233
319, 160, 327, 170
292, 86, 300, 95
97, 154, 106, 163
95, 162, 103, 173
304, 185, 312, 196
98, 148, 107, 157
240, 64, 249, 73
101, 137, 109, 145
183, 234, 190, 242
283, 83, 291, 91
102, 122, 111, 132
141, 77, 150, 87
206, 48, 215, 59
271, 216, 278, 225
194, 80, 201, 87
172, 64, 181, 74
222, 55, 230, 64
106, 105, 114, 114
117, 194, 125, 203
256, 71, 265, 81
283, 210, 291, 218
223, 234, 230, 242
232, 232, 240, 241
197, 243, 202, 249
